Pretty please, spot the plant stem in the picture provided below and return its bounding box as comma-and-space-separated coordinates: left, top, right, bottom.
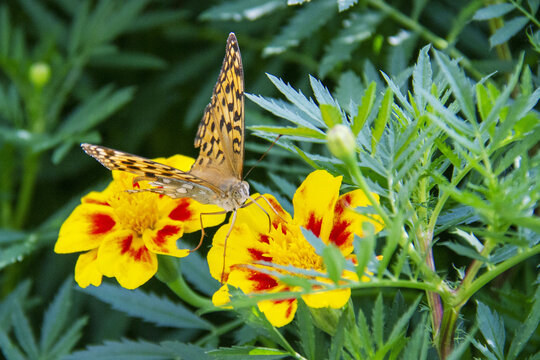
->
13, 152, 41, 229
195, 318, 243, 346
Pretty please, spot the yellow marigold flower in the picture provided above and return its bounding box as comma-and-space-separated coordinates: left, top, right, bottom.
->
55, 154, 225, 290
207, 170, 384, 327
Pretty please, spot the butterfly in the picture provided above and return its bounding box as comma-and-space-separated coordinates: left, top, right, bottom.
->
82, 33, 272, 281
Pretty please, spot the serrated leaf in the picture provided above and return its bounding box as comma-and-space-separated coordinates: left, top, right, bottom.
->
477, 301, 506, 359
473, 4, 515, 20
46, 317, 87, 359
320, 104, 342, 127
372, 293, 384, 348
412, 45, 432, 111
11, 302, 38, 359
507, 279, 540, 359
335, 71, 364, 107
353, 228, 375, 280
338, 0, 358, 12
181, 252, 219, 296
40, 277, 73, 353
0, 327, 26, 360
452, 228, 484, 252
264, 0, 336, 56
328, 308, 347, 360
296, 300, 316, 360
356, 308, 374, 355
82, 283, 212, 330
434, 51, 475, 122
301, 227, 326, 256
371, 87, 392, 151
490, 16, 529, 47
387, 295, 423, 343
401, 314, 429, 360
352, 82, 377, 135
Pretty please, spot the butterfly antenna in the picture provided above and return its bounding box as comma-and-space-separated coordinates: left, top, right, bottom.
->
244, 134, 282, 180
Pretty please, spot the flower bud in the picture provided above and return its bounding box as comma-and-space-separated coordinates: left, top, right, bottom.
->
28, 62, 51, 88
326, 124, 356, 161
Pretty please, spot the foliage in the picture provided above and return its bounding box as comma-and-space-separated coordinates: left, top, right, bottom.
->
0, 0, 539, 359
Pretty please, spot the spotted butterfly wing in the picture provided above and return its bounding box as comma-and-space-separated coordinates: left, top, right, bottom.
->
81, 144, 223, 204
190, 33, 244, 184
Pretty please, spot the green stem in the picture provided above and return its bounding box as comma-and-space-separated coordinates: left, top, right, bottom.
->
13, 152, 41, 229
156, 257, 212, 308
454, 243, 540, 306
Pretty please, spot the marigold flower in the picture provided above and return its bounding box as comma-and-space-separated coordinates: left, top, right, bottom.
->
55, 154, 225, 290
207, 170, 384, 327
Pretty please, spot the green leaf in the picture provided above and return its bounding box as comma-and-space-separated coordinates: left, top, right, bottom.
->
250, 125, 325, 139
40, 277, 73, 353
0, 327, 26, 360
47, 317, 87, 359
401, 314, 430, 360
82, 283, 212, 330
320, 104, 342, 127
473, 4, 515, 20
476, 83, 492, 121
477, 301, 506, 359
90, 51, 167, 69
507, 279, 540, 359
490, 16, 529, 47
434, 50, 476, 122
322, 244, 345, 284
353, 227, 375, 280
328, 307, 347, 360
264, 0, 336, 56
209, 345, 288, 359
335, 70, 364, 108
295, 301, 316, 360
11, 302, 38, 359
200, 0, 285, 21
352, 82, 376, 135
356, 308, 374, 356
371, 87, 392, 151
386, 295, 423, 343
372, 293, 384, 348
412, 45, 432, 112
66, 339, 213, 360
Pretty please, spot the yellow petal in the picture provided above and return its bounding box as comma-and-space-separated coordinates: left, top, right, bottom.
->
293, 170, 341, 240
212, 284, 232, 308
163, 198, 225, 234
97, 230, 157, 289
55, 203, 117, 253
142, 218, 189, 258
74, 249, 103, 288
258, 297, 297, 327
302, 287, 351, 309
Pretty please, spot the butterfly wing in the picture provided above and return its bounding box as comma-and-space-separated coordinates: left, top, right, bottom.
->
190, 33, 244, 185
81, 143, 224, 203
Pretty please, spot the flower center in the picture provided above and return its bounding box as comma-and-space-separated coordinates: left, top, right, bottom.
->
108, 179, 159, 235
270, 225, 323, 272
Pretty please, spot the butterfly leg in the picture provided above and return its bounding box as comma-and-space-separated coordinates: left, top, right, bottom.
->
191, 210, 228, 252
221, 209, 238, 284
242, 195, 287, 232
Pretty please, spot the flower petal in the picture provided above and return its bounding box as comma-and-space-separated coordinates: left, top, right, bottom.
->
142, 219, 189, 257
212, 284, 232, 308
164, 198, 225, 233
55, 203, 117, 253
293, 170, 341, 240
74, 249, 103, 288
328, 190, 383, 253
258, 297, 298, 327
97, 230, 157, 289
302, 287, 351, 309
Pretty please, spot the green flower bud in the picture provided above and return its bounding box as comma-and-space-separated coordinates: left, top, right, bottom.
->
326, 124, 356, 161
28, 62, 51, 88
